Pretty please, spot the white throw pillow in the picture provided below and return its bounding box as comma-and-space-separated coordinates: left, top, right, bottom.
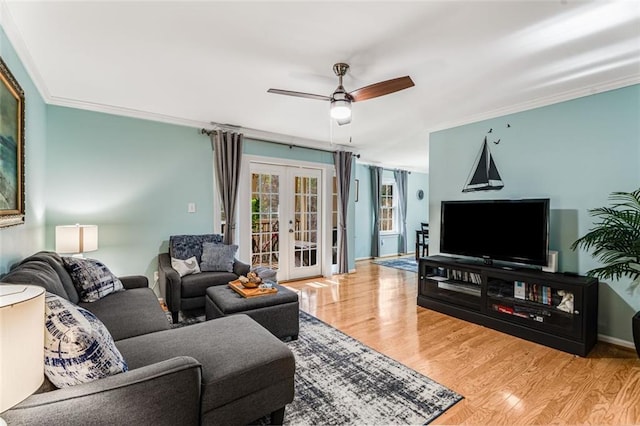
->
171, 256, 201, 277
43, 293, 128, 388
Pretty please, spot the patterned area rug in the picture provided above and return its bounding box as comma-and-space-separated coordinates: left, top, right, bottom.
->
168, 309, 205, 328
285, 311, 462, 425
170, 310, 463, 425
372, 256, 419, 273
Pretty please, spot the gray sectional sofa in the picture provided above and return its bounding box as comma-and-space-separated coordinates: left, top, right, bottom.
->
0, 251, 295, 426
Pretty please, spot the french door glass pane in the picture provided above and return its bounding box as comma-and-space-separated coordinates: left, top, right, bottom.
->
294, 176, 318, 267
251, 173, 279, 270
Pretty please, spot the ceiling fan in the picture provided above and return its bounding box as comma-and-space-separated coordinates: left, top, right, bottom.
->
267, 63, 415, 126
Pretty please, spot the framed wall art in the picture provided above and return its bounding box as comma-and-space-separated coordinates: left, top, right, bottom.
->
0, 56, 25, 228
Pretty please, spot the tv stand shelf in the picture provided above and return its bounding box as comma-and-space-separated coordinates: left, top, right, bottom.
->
417, 255, 598, 356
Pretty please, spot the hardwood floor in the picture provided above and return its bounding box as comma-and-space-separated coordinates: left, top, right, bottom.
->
284, 259, 640, 425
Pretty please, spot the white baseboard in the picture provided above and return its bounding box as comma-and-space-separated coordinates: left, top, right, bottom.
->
374, 253, 410, 259
598, 334, 635, 350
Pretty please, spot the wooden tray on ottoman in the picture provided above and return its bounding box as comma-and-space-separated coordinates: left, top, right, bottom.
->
228, 280, 278, 298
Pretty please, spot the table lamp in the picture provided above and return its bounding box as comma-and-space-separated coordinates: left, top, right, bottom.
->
55, 224, 98, 257
0, 285, 45, 425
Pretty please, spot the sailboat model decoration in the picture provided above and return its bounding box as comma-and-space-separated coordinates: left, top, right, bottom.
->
463, 136, 504, 192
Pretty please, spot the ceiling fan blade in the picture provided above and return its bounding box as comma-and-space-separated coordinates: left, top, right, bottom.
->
267, 88, 331, 101
337, 116, 351, 126
349, 76, 415, 102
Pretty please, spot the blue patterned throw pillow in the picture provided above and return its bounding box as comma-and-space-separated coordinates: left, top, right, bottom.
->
44, 293, 128, 388
170, 234, 224, 262
200, 243, 238, 272
62, 257, 124, 302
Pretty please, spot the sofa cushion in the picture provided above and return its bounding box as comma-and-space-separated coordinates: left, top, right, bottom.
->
170, 234, 223, 263
200, 243, 238, 272
18, 251, 80, 303
171, 256, 201, 277
44, 293, 128, 388
62, 257, 124, 302
180, 271, 238, 298
116, 315, 295, 415
0, 260, 70, 301
79, 287, 170, 341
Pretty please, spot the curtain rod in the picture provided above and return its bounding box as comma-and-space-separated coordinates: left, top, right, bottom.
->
366, 163, 411, 174
200, 127, 360, 158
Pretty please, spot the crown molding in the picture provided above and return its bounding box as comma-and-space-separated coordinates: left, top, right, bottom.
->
0, 0, 51, 100
51, 95, 355, 156
48, 95, 213, 129
428, 74, 640, 134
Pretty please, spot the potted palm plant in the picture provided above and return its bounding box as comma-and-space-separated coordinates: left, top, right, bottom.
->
571, 189, 640, 357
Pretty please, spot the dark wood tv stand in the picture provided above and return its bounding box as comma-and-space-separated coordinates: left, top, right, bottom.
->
417, 255, 598, 356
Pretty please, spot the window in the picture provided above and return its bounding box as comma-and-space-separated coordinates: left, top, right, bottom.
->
379, 182, 396, 233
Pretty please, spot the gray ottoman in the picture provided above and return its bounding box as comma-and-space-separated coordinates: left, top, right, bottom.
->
205, 284, 299, 340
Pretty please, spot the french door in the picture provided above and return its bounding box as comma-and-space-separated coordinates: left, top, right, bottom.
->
248, 163, 323, 281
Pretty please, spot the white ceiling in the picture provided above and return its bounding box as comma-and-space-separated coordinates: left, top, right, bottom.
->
2, 1, 639, 172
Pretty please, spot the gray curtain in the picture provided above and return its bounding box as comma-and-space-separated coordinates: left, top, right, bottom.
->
333, 151, 353, 274
394, 169, 408, 254
211, 130, 243, 245
370, 166, 382, 257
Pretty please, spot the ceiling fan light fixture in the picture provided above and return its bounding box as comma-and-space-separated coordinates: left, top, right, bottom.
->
330, 99, 351, 119
268, 62, 414, 124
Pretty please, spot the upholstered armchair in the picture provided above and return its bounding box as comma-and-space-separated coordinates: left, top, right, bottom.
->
158, 234, 250, 323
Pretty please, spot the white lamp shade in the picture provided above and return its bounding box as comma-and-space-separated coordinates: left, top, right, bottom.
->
55, 225, 98, 254
0, 285, 45, 412
330, 99, 351, 119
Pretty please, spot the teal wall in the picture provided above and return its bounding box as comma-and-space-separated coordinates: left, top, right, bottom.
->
45, 106, 215, 285
430, 84, 640, 342
0, 26, 47, 274
354, 163, 372, 259
244, 138, 333, 165
354, 162, 429, 259
407, 170, 429, 253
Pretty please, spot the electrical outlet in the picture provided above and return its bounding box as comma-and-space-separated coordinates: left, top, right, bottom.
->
188, 202, 196, 213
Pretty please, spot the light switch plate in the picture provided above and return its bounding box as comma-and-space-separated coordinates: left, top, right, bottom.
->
188, 203, 196, 213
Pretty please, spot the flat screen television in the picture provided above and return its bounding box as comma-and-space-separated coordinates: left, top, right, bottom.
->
440, 198, 550, 266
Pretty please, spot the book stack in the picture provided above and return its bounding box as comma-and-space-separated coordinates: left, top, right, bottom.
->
449, 269, 482, 285
488, 281, 573, 322
526, 283, 553, 305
